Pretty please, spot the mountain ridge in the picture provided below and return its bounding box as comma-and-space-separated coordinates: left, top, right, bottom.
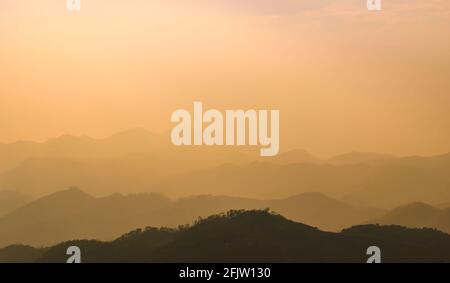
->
0, 188, 384, 248
1, 129, 450, 208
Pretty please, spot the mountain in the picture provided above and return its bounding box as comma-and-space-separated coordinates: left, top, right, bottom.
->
2, 149, 450, 207
1, 129, 450, 208
270, 149, 322, 165
0, 129, 261, 196
268, 192, 384, 231
171, 192, 384, 232
393, 153, 450, 169
367, 203, 442, 228
0, 141, 39, 173
0, 128, 166, 170
367, 202, 450, 234
0, 188, 172, 248
157, 155, 450, 208
0, 148, 321, 198
328, 152, 398, 166
0, 190, 33, 217
156, 162, 371, 199
0, 188, 97, 248
6, 210, 450, 263
366, 202, 450, 233
0, 188, 383, 248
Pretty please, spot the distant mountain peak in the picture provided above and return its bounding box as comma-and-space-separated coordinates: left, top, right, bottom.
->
33, 187, 94, 204
387, 202, 440, 216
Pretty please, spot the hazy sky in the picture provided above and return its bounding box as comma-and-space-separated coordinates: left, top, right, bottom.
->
1, 0, 450, 156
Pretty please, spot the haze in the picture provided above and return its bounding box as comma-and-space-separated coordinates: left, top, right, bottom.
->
1, 0, 450, 157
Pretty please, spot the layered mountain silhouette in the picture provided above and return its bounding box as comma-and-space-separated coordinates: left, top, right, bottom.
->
2, 210, 450, 263
327, 152, 398, 166
157, 154, 450, 207
271, 149, 322, 165
367, 202, 450, 234
0, 188, 383, 248
5, 187, 450, 251
0, 129, 260, 196
1, 129, 449, 208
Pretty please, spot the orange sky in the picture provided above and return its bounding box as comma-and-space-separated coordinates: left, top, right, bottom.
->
1, 0, 450, 157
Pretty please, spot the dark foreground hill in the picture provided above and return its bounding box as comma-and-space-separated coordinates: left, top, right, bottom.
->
2, 210, 450, 263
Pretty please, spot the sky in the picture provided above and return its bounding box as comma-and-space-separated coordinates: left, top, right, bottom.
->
1, 0, 450, 157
